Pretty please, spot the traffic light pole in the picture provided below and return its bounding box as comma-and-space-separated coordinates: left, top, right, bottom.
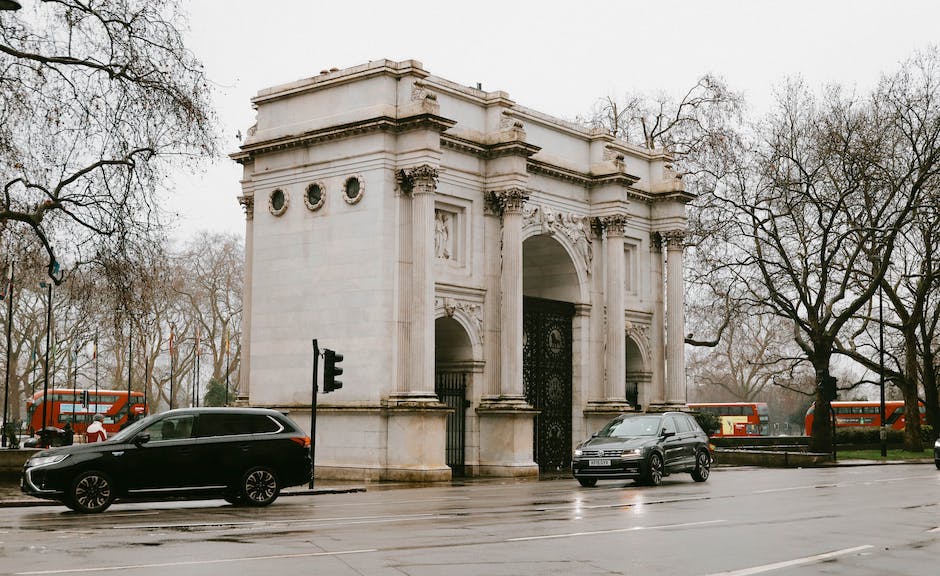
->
309, 338, 319, 489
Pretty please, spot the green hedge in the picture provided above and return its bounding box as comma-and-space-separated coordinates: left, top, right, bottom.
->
835, 425, 934, 444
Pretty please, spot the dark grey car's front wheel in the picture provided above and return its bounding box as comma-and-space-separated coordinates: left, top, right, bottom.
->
241, 467, 280, 506
642, 453, 663, 486
691, 450, 711, 482
68, 470, 115, 513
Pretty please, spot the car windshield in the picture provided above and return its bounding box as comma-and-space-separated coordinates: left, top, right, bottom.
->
109, 414, 159, 443
596, 415, 662, 438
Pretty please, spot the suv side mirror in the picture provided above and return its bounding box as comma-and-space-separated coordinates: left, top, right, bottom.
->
661, 429, 676, 438
134, 433, 151, 446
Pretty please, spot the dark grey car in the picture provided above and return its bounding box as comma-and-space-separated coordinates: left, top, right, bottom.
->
572, 412, 711, 487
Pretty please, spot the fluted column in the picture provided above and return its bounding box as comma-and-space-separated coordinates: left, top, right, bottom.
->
406, 165, 439, 399
664, 230, 687, 404
492, 188, 528, 399
237, 195, 254, 404
649, 233, 666, 406
601, 215, 629, 404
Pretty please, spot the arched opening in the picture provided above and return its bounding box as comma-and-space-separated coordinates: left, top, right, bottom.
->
522, 234, 581, 472
435, 316, 473, 477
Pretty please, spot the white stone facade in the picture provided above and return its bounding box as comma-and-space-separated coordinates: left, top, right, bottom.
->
232, 60, 692, 481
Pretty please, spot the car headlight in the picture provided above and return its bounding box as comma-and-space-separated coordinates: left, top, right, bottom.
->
621, 448, 643, 459
935, 438, 940, 449
28, 454, 69, 468
573, 449, 583, 457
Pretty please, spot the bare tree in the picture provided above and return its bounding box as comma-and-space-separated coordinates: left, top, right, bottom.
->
0, 0, 218, 282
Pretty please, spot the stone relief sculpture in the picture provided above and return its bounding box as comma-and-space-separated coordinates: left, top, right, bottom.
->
434, 210, 452, 260
523, 204, 593, 274
436, 296, 484, 344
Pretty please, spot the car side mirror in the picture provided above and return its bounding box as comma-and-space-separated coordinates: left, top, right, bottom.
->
661, 429, 676, 438
134, 433, 151, 446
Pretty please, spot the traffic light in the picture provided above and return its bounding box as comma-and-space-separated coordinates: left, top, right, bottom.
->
323, 349, 344, 393
81, 389, 90, 407
820, 375, 837, 402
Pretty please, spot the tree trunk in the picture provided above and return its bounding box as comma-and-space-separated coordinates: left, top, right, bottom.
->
808, 358, 834, 454
902, 331, 924, 451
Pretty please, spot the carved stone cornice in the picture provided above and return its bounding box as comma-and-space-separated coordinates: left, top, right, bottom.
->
238, 195, 254, 221
231, 115, 457, 165
486, 188, 529, 215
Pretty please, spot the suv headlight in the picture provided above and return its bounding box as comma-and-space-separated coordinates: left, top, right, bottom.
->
621, 448, 643, 459
28, 454, 69, 468
573, 448, 583, 457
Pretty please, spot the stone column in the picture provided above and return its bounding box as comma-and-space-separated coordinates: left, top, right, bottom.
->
664, 230, 687, 405
476, 187, 538, 478
237, 195, 254, 404
601, 215, 629, 404
649, 232, 666, 407
493, 188, 528, 400
405, 165, 439, 400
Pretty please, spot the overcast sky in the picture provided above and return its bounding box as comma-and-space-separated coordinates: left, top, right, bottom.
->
169, 0, 940, 240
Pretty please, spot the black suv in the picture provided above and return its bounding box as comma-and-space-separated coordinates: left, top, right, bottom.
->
21, 407, 312, 513
572, 412, 711, 487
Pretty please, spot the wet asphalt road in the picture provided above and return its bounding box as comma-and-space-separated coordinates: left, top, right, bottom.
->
1, 464, 938, 576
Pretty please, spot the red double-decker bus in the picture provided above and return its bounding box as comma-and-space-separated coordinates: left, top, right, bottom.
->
688, 402, 770, 436
26, 388, 147, 435
804, 400, 925, 434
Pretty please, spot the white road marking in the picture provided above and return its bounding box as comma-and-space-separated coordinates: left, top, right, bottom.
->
703, 545, 874, 576
15, 549, 377, 575
114, 512, 437, 530
506, 519, 725, 541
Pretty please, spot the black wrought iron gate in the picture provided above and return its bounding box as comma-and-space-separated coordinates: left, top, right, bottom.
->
523, 297, 574, 472
435, 372, 467, 477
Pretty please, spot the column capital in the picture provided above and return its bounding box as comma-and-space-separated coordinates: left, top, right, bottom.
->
238, 195, 254, 221
396, 164, 439, 196
598, 214, 629, 237
487, 188, 529, 215
661, 229, 686, 249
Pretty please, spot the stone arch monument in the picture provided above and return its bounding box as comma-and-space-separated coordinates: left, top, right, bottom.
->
231, 60, 693, 481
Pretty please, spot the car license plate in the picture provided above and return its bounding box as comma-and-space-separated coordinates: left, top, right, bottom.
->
589, 458, 611, 466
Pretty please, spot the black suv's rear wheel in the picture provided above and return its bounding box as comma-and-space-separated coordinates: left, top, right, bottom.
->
691, 450, 711, 482
241, 466, 280, 506
642, 453, 663, 486
68, 470, 115, 513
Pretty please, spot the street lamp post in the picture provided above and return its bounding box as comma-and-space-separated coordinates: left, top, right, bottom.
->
879, 284, 887, 457
2, 262, 13, 448
39, 280, 53, 448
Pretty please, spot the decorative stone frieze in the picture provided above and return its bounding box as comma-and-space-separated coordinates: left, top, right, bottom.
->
436, 296, 484, 344
522, 204, 594, 275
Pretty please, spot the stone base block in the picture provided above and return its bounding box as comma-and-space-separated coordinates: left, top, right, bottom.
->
385, 403, 452, 483
476, 401, 539, 478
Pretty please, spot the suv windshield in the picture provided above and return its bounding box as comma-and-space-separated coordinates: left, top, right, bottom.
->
596, 415, 663, 438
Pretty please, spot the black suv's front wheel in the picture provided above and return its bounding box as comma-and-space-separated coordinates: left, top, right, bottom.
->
68, 470, 115, 513
691, 450, 711, 482
240, 466, 280, 506
642, 453, 663, 486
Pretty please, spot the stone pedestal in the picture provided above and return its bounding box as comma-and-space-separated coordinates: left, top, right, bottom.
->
384, 403, 452, 481
476, 401, 539, 477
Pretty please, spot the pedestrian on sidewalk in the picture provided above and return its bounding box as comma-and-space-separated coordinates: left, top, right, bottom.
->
86, 414, 107, 443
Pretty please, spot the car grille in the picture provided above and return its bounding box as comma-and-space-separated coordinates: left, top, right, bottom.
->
579, 449, 622, 458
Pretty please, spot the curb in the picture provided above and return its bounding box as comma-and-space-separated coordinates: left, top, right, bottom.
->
0, 486, 367, 509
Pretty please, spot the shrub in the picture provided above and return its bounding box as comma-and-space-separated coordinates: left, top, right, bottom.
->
691, 411, 721, 436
